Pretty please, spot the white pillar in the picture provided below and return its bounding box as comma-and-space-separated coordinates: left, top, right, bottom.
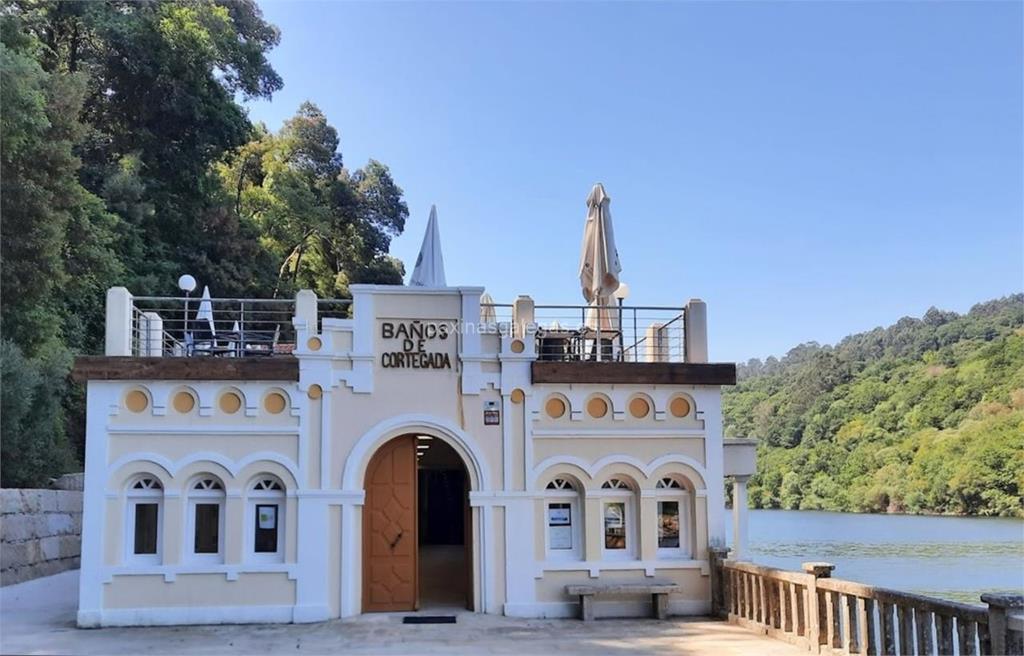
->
140, 311, 163, 357
105, 287, 133, 356
684, 298, 708, 363
294, 289, 318, 336
731, 475, 750, 560
293, 496, 330, 623
512, 295, 534, 339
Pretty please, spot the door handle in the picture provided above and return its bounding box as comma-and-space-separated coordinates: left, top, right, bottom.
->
390, 531, 403, 550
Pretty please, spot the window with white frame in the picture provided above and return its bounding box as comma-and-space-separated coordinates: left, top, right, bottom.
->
248, 476, 285, 562
544, 477, 582, 560
655, 476, 692, 558
600, 477, 637, 559
188, 476, 225, 562
125, 476, 163, 564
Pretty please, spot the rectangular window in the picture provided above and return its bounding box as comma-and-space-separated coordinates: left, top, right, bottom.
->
603, 502, 626, 550
658, 501, 681, 549
133, 503, 158, 555
547, 503, 572, 550
254, 504, 279, 553
194, 503, 220, 554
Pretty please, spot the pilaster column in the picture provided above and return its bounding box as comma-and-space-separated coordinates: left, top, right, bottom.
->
731, 475, 750, 560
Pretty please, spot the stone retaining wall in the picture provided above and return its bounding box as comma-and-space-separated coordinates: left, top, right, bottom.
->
1, 481, 83, 586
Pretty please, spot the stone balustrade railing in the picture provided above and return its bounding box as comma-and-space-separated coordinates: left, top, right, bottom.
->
709, 548, 1024, 656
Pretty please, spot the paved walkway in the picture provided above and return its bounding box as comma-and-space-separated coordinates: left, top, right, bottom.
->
1, 570, 803, 655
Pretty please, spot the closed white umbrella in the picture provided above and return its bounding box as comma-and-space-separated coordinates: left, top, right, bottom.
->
480, 292, 497, 323
579, 184, 621, 333
227, 320, 240, 357
409, 205, 447, 287
196, 286, 216, 336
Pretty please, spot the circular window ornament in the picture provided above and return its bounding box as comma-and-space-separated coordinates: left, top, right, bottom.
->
307, 384, 323, 400
545, 397, 566, 419
307, 336, 322, 351
219, 391, 242, 414
587, 397, 608, 419
510, 339, 525, 354
629, 397, 650, 418
264, 392, 287, 414
510, 389, 525, 404
125, 390, 149, 413
173, 391, 195, 414
670, 396, 691, 418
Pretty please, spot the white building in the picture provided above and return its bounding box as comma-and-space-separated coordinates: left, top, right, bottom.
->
73, 285, 755, 626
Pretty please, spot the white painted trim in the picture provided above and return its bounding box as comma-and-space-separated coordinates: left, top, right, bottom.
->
319, 387, 331, 488
295, 490, 365, 503
107, 451, 300, 486
533, 558, 710, 577
349, 284, 485, 295
107, 426, 298, 435
531, 428, 705, 438
529, 454, 709, 490
102, 563, 298, 583
80, 605, 297, 627
503, 599, 710, 619
79, 383, 115, 622
340, 414, 491, 491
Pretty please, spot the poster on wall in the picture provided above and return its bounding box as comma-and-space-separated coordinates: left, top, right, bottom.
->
548, 504, 572, 550
258, 505, 277, 530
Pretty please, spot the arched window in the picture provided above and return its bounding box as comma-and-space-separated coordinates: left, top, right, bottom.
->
248, 475, 285, 562
188, 475, 225, 562
125, 475, 163, 564
543, 477, 582, 560
654, 475, 692, 559
599, 476, 637, 559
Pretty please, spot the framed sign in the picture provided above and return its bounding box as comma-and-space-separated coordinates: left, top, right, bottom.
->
548, 503, 572, 550
258, 504, 277, 530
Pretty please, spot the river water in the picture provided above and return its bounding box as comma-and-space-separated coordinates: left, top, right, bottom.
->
724, 509, 1024, 604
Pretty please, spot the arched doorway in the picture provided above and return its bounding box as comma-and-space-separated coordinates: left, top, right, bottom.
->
362, 434, 472, 612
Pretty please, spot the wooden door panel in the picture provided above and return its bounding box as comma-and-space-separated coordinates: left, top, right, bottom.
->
363, 436, 417, 612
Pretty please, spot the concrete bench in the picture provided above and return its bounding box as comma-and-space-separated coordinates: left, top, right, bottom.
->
565, 580, 681, 621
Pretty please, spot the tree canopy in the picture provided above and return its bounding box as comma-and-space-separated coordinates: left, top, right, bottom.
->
724, 295, 1024, 517
0, 1, 409, 486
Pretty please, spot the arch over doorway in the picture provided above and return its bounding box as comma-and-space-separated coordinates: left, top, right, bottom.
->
341, 414, 490, 492
346, 414, 489, 615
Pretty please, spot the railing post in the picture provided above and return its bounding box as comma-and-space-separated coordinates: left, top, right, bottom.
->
709, 546, 730, 618
803, 562, 835, 654
684, 298, 707, 363
983, 593, 1024, 656
105, 287, 133, 356
731, 475, 751, 560
512, 295, 535, 340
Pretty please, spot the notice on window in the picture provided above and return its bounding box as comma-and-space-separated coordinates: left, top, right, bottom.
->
548, 505, 572, 550
258, 505, 277, 530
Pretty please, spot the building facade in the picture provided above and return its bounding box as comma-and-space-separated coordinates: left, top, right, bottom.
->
74, 285, 754, 626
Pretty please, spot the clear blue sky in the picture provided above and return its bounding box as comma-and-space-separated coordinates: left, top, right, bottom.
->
247, 1, 1023, 363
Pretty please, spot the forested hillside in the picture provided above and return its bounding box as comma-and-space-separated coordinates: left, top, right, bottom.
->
1, 2, 408, 486
723, 295, 1024, 517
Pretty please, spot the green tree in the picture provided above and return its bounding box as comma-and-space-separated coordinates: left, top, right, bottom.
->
221, 102, 407, 298
725, 296, 1024, 517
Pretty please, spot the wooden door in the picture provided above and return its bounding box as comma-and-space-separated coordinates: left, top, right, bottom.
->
363, 435, 417, 612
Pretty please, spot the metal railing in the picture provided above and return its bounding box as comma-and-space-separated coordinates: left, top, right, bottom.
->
531, 304, 685, 363
123, 295, 683, 362
130, 296, 298, 357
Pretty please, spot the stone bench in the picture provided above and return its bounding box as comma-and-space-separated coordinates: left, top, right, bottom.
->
565, 580, 681, 621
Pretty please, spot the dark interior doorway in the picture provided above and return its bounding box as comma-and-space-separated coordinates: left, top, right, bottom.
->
415, 435, 471, 609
